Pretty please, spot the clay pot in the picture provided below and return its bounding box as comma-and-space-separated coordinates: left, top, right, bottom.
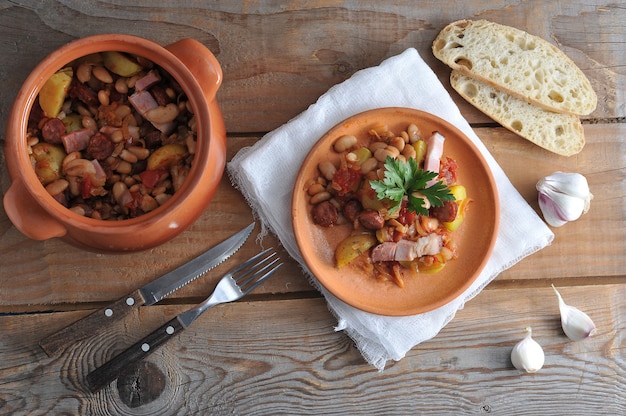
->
3, 34, 226, 252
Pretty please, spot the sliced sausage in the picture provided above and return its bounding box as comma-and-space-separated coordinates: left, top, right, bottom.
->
311, 201, 338, 227
41, 118, 66, 144
86, 132, 115, 160
342, 199, 362, 223
358, 209, 384, 230
429, 200, 458, 223
69, 79, 99, 107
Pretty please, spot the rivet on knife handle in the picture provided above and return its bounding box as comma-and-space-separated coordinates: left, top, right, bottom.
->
39, 289, 145, 357
86, 317, 184, 393
37, 223, 255, 357
86, 248, 282, 393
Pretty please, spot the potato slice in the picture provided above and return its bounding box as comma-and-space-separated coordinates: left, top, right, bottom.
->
102, 51, 143, 77
62, 114, 83, 133
335, 234, 376, 268
147, 143, 187, 171
32, 143, 67, 185
39, 67, 73, 118
417, 254, 446, 274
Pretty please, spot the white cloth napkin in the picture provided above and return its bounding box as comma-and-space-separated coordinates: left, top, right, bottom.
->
227, 48, 554, 370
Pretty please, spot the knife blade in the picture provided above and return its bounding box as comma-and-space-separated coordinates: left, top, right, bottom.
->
39, 223, 255, 357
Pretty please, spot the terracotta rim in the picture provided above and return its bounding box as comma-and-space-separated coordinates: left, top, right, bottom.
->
292, 107, 500, 316
6, 34, 213, 233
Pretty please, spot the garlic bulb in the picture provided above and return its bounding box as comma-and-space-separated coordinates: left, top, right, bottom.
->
511, 327, 544, 373
552, 285, 597, 341
536, 172, 593, 227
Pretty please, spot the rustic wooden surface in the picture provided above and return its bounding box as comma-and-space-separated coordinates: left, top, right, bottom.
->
0, 1, 624, 415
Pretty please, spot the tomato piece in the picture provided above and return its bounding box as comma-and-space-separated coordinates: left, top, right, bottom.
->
397, 205, 416, 225
80, 176, 92, 199
125, 191, 144, 217
332, 167, 362, 196
439, 157, 458, 185
139, 168, 167, 189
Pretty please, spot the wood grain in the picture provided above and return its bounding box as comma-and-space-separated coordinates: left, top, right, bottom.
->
0, 285, 623, 415
0, 1, 621, 135
0, 1, 624, 414
1, 123, 624, 310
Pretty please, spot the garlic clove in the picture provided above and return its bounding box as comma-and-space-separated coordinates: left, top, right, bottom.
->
511, 327, 545, 373
536, 172, 593, 227
538, 192, 568, 227
552, 285, 597, 341
539, 187, 587, 222
539, 172, 591, 201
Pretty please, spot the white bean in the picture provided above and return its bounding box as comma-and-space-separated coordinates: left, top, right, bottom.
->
402, 143, 416, 159
333, 135, 357, 153
119, 149, 138, 164
114, 104, 132, 120
310, 191, 331, 205
369, 141, 387, 153
112, 181, 129, 204
407, 123, 420, 142
92, 65, 113, 83
110, 129, 125, 143
374, 147, 398, 162
140, 195, 159, 213
360, 157, 379, 174
97, 89, 110, 106
390, 136, 405, 152
145, 103, 179, 124
82, 116, 97, 132
64, 157, 94, 176
128, 146, 150, 160
307, 183, 326, 196
45, 179, 69, 196
76, 63, 92, 84
185, 133, 197, 155
115, 77, 129, 94
318, 161, 336, 181
115, 160, 132, 175
70, 206, 86, 216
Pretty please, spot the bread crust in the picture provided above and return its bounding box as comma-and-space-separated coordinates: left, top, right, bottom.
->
450, 70, 584, 156
433, 19, 597, 116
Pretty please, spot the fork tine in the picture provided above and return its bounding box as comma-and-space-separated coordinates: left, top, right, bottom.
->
237, 257, 281, 291
240, 262, 283, 295
226, 247, 274, 278
232, 248, 276, 283
235, 252, 277, 285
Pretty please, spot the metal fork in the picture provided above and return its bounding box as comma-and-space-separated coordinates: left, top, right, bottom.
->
86, 248, 282, 393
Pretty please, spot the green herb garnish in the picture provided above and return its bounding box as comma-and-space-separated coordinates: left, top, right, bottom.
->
369, 156, 455, 216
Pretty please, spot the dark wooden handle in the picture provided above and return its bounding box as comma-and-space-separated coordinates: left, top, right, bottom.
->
86, 316, 184, 393
38, 289, 145, 357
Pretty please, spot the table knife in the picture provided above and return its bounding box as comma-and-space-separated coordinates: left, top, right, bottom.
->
39, 223, 255, 357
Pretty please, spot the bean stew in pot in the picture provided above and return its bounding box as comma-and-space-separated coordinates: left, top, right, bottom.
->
27, 51, 197, 221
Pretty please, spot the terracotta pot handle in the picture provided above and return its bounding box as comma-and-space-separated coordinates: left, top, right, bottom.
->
3, 179, 67, 240
166, 39, 222, 102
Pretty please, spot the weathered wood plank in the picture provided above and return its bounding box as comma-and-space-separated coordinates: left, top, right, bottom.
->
479, 123, 626, 283
0, 2, 623, 415
2, 122, 624, 310
0, 284, 623, 415
0, 1, 622, 134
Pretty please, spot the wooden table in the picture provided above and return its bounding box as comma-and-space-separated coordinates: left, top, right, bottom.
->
1, 2, 624, 414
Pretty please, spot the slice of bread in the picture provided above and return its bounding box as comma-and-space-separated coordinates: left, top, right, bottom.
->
450, 70, 584, 156
433, 20, 597, 116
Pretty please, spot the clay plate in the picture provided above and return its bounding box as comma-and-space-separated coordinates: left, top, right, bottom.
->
292, 108, 499, 316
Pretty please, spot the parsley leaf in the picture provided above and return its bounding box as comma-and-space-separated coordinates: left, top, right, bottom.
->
370, 156, 455, 216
